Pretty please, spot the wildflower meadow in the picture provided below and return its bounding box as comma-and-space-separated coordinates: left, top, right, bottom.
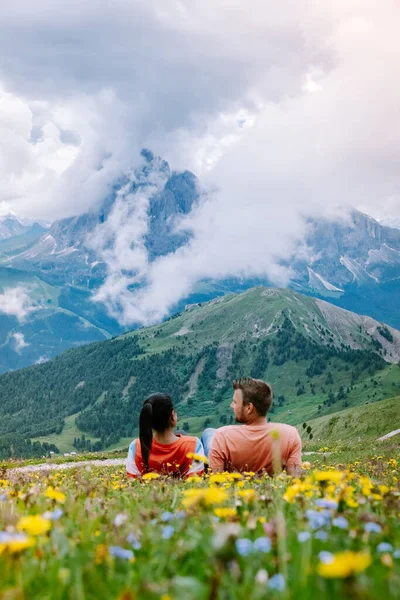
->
0, 447, 399, 599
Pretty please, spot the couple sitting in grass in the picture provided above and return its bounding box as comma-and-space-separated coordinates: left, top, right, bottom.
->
126, 377, 302, 479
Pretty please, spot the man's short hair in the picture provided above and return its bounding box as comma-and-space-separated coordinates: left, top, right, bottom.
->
232, 378, 272, 417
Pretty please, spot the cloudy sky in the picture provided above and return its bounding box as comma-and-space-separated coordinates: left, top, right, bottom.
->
1, 0, 400, 323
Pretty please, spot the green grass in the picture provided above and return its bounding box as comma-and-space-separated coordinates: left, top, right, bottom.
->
32, 414, 99, 454
1, 445, 399, 599
298, 396, 400, 445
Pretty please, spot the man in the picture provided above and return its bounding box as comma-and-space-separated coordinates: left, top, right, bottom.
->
204, 378, 302, 476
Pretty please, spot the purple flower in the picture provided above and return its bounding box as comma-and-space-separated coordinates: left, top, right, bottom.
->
253, 537, 272, 553
162, 526, 175, 540
235, 538, 253, 557
267, 574, 285, 591
108, 546, 134, 560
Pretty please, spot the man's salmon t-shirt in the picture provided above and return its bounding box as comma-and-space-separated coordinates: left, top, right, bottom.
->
126, 434, 205, 478
209, 422, 302, 475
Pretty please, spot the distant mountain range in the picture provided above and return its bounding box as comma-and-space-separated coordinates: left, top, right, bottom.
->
0, 286, 399, 457
0, 150, 398, 371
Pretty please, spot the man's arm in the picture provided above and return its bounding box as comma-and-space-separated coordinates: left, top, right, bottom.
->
286, 463, 302, 478
285, 431, 302, 478
208, 432, 226, 472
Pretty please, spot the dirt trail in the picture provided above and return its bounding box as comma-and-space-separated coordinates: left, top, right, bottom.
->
377, 428, 400, 441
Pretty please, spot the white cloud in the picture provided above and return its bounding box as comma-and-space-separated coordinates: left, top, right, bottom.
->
12, 332, 30, 353
0, 1, 399, 324
0, 286, 35, 321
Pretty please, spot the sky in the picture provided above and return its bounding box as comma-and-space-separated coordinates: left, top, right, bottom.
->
1, 0, 400, 324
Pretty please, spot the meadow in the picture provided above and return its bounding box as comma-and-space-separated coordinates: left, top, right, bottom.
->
0, 443, 399, 599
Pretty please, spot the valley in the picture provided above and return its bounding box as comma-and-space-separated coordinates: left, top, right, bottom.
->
1, 287, 399, 458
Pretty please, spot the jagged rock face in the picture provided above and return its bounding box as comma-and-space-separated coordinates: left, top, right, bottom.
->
5, 151, 199, 286
303, 210, 400, 287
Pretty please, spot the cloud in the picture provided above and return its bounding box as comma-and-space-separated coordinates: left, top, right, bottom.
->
0, 286, 35, 321
0, 1, 399, 323
0, 0, 331, 219
12, 332, 30, 354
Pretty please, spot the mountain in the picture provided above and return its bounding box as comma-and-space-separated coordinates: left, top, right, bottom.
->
0, 151, 199, 370
2, 150, 198, 287
0, 151, 398, 373
0, 287, 399, 457
379, 216, 400, 230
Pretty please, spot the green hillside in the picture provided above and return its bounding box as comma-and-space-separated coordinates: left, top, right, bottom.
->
298, 395, 400, 444
1, 287, 400, 457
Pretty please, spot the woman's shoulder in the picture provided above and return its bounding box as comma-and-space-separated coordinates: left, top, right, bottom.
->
128, 439, 140, 454
177, 435, 203, 452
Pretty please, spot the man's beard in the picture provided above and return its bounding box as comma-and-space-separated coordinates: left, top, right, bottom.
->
235, 410, 246, 423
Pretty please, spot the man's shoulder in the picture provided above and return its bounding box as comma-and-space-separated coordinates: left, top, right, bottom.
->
267, 422, 300, 438
213, 425, 242, 439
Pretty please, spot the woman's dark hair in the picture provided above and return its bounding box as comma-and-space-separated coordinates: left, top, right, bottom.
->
139, 393, 174, 470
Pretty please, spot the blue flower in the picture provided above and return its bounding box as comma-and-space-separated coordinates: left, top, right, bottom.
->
235, 538, 253, 557
162, 526, 175, 540
161, 511, 173, 522
43, 508, 63, 521
108, 546, 134, 560
319, 551, 334, 564
377, 542, 393, 553
305, 510, 328, 530
393, 550, 400, 559
297, 531, 311, 543
365, 522, 382, 534
127, 533, 141, 550
0, 494, 7, 502
316, 498, 338, 510
314, 530, 328, 541
253, 537, 271, 553
176, 510, 185, 519
332, 517, 348, 529
268, 574, 285, 591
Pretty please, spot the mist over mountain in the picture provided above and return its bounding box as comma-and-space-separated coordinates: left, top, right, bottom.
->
0, 152, 399, 372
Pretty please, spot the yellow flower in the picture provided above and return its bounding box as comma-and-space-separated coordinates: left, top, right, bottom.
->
209, 473, 229, 484
142, 473, 160, 480
17, 515, 51, 536
45, 486, 66, 503
181, 488, 228, 509
314, 471, 344, 483
186, 475, 202, 483
0, 535, 35, 555
95, 544, 109, 564
214, 507, 237, 519
187, 452, 208, 464
238, 489, 256, 503
318, 551, 371, 578
360, 476, 373, 496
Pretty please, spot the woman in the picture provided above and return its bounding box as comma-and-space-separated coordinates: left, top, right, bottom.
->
126, 393, 205, 478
